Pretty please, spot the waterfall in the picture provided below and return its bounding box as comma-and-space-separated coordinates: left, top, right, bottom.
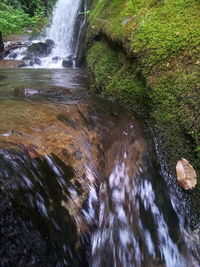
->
46, 0, 81, 56
4, 0, 86, 68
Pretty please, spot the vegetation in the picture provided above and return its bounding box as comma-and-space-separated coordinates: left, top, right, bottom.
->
87, 0, 200, 221
0, 0, 56, 34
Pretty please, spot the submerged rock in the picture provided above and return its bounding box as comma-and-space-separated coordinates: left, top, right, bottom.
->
176, 158, 197, 190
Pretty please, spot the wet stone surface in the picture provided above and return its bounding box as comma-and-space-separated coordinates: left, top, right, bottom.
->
0, 69, 199, 267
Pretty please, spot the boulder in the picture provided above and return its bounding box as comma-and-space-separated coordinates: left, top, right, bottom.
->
35, 57, 42, 65
22, 55, 33, 61
45, 39, 55, 50
27, 41, 53, 58
30, 58, 42, 66
52, 56, 60, 63
62, 55, 74, 68
8, 52, 18, 59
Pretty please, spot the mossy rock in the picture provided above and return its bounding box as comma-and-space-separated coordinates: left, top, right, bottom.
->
86, 0, 200, 223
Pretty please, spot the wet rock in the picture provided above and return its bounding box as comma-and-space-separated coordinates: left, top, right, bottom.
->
27, 42, 53, 58
176, 158, 197, 190
62, 58, 73, 68
71, 0, 88, 67
22, 55, 33, 61
52, 56, 60, 63
35, 57, 41, 65
0, 31, 4, 54
67, 54, 75, 61
13, 85, 72, 99
30, 57, 42, 66
8, 52, 18, 59
45, 39, 55, 50
18, 61, 27, 68
0, 60, 26, 68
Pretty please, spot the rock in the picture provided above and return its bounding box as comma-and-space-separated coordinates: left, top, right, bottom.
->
14, 86, 39, 97
52, 56, 60, 63
30, 60, 35, 66
62, 56, 74, 68
30, 58, 42, 66
71, 0, 88, 67
45, 39, 55, 50
22, 55, 33, 61
0, 31, 4, 59
0, 32, 4, 50
34, 57, 42, 65
176, 158, 197, 190
0, 60, 26, 68
67, 54, 75, 61
19, 62, 27, 68
27, 42, 53, 58
24, 88, 39, 96
8, 52, 18, 59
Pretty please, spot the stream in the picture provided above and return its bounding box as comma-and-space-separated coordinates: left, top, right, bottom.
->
0, 0, 199, 266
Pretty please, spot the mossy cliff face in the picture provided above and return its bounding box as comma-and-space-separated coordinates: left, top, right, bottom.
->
86, 0, 200, 222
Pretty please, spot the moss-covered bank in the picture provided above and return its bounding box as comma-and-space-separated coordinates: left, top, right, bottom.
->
86, 0, 200, 223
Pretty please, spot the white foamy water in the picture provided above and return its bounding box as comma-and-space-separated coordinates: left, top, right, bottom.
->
91, 149, 199, 267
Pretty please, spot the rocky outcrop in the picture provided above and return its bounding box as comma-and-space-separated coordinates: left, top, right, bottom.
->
71, 0, 91, 67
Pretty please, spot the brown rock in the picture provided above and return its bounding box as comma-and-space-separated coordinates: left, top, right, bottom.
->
0, 60, 26, 68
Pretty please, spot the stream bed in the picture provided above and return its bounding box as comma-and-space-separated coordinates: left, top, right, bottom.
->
0, 68, 199, 266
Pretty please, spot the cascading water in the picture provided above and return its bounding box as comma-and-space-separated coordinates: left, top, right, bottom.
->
5, 0, 82, 68
46, 0, 81, 54
41, 0, 82, 68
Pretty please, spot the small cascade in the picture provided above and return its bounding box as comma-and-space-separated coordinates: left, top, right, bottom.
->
91, 125, 200, 267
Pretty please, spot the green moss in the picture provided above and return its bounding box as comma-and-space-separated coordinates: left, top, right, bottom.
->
87, 41, 149, 110
87, 42, 119, 92
88, 0, 200, 71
